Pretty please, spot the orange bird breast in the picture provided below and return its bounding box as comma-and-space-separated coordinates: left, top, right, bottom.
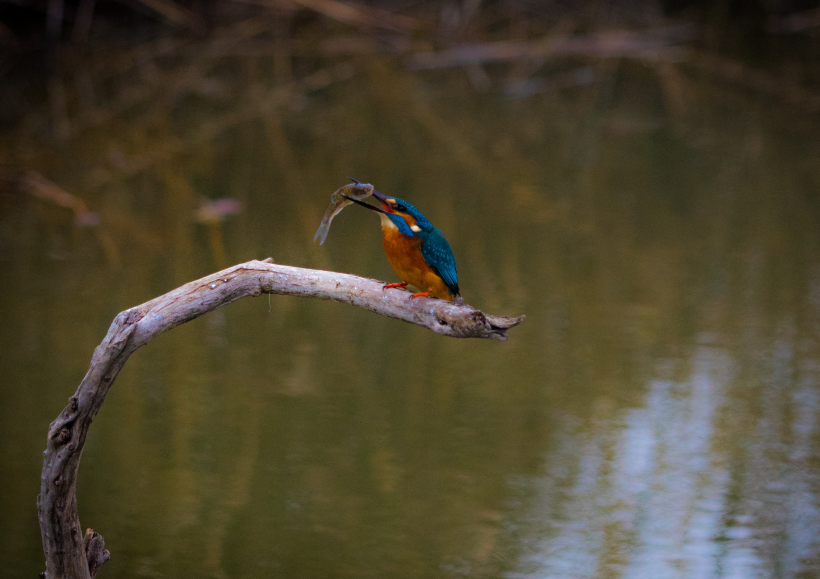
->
380, 221, 454, 301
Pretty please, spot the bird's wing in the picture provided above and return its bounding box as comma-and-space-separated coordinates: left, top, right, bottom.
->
421, 229, 459, 296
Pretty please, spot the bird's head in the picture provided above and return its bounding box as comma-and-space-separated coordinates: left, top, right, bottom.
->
344, 188, 432, 235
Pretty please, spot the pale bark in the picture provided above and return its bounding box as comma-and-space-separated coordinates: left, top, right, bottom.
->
38, 259, 524, 578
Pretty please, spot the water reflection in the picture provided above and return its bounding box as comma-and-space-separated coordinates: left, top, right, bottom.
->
505, 306, 820, 578
507, 346, 736, 579
2, 39, 820, 579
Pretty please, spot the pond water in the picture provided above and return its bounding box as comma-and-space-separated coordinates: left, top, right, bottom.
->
2, 46, 820, 579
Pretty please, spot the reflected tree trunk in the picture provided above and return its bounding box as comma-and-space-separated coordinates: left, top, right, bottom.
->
37, 259, 524, 579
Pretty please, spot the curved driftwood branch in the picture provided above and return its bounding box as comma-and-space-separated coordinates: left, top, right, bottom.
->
38, 259, 524, 578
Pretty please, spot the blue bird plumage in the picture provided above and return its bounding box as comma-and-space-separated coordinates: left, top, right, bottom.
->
419, 227, 459, 297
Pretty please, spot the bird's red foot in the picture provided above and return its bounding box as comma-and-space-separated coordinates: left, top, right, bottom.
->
411, 291, 431, 299
384, 282, 408, 290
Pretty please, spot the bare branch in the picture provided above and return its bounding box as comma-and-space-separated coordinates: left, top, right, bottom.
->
282, 0, 417, 34
407, 25, 695, 70
38, 260, 524, 578
131, 0, 202, 29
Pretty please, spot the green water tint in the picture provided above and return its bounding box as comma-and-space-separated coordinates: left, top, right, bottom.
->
2, 57, 820, 578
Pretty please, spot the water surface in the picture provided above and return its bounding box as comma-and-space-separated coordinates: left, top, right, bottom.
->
2, 52, 820, 578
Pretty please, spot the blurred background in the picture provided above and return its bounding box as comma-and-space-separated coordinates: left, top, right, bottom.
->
2, 1, 820, 577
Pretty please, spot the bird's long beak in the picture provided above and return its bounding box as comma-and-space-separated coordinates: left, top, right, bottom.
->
370, 189, 390, 203
369, 189, 398, 212
343, 194, 392, 214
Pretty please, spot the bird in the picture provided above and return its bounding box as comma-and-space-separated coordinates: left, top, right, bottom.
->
344, 187, 460, 301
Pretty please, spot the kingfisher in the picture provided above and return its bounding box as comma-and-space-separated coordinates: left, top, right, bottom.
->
345, 188, 460, 301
